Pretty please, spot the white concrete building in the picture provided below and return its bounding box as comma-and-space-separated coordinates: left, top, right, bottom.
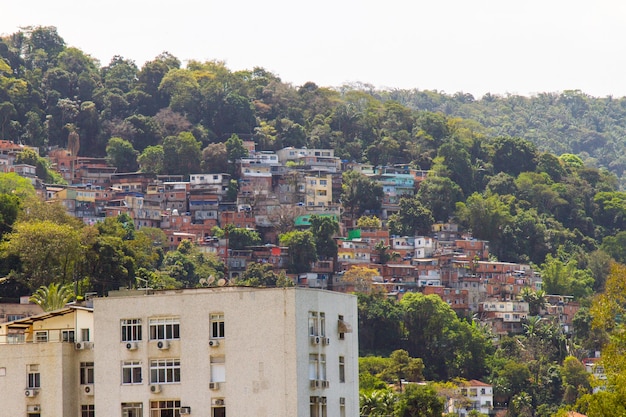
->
0, 306, 95, 417
446, 379, 493, 417
0, 287, 359, 417
94, 287, 359, 417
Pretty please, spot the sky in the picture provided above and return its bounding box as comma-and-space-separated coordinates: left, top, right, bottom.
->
3, 0, 626, 98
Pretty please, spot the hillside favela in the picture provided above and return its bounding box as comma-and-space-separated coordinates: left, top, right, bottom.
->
1, 26, 626, 417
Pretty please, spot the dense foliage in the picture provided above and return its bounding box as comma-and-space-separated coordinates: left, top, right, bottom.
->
4, 26, 626, 416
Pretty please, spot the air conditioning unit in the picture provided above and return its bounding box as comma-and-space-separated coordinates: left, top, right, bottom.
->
126, 342, 138, 350
150, 384, 161, 393
319, 396, 327, 404
84, 384, 94, 395
339, 397, 346, 405
75, 342, 84, 350
310, 379, 320, 389
180, 406, 191, 415
213, 399, 225, 406
209, 340, 220, 347
322, 337, 330, 346
209, 382, 220, 390
27, 405, 40, 412
157, 340, 170, 350
310, 336, 321, 345
24, 389, 39, 397
321, 380, 330, 388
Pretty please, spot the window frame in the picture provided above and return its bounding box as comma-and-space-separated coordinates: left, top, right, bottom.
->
150, 400, 181, 417
122, 360, 143, 385
121, 319, 142, 342
81, 404, 95, 417
210, 314, 225, 339
149, 318, 180, 341
150, 359, 181, 384
80, 362, 94, 385
27, 364, 40, 389
339, 356, 345, 383
122, 402, 143, 417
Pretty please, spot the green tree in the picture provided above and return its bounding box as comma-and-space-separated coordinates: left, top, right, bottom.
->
225, 133, 249, 162
233, 262, 294, 287
106, 137, 139, 172
400, 292, 490, 380
309, 215, 339, 260
1, 220, 84, 290
137, 145, 164, 174
356, 215, 382, 229
416, 175, 463, 222
29, 282, 74, 311
561, 356, 590, 404
396, 383, 445, 417
388, 195, 434, 236
0, 193, 20, 238
212, 225, 261, 250
162, 131, 202, 176
491, 136, 538, 177
341, 170, 383, 219
456, 192, 512, 256
279, 230, 317, 274
0, 172, 36, 199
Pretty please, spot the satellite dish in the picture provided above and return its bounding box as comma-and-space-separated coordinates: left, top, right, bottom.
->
217, 278, 226, 287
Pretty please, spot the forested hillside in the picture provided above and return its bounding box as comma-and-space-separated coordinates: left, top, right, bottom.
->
382, 89, 626, 186
4, 26, 626, 417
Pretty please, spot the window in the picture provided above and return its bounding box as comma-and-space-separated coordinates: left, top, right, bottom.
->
338, 315, 346, 340
339, 356, 345, 383
319, 354, 327, 382
309, 312, 319, 336
309, 354, 319, 380
27, 364, 40, 388
121, 319, 142, 342
7, 314, 24, 321
213, 404, 226, 417
81, 328, 91, 342
122, 361, 142, 384
210, 314, 225, 339
150, 400, 181, 417
122, 402, 143, 417
81, 405, 95, 417
35, 331, 48, 343
150, 359, 181, 384
149, 318, 180, 340
310, 397, 320, 417
210, 356, 226, 383
62, 330, 75, 343
319, 313, 326, 337
319, 180, 327, 186
80, 362, 94, 384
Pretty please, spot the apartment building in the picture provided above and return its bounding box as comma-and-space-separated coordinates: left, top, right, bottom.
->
0, 305, 95, 416
94, 287, 358, 417
0, 287, 358, 417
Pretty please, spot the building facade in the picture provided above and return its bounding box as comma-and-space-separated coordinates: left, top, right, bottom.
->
0, 288, 359, 417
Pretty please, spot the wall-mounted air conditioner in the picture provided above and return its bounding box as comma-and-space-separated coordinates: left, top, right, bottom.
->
209, 340, 220, 347
84, 385, 94, 395
25, 389, 39, 397
157, 340, 170, 350
209, 382, 220, 390
126, 342, 138, 350
150, 384, 161, 393
310, 336, 321, 345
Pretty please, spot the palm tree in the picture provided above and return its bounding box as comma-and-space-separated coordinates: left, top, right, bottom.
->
29, 282, 75, 312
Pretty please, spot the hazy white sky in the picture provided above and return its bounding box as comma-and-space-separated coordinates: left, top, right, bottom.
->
3, 0, 626, 98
